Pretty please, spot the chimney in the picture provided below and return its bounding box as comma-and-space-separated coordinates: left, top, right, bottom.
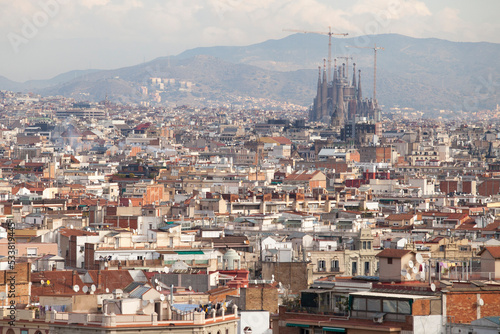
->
72, 270, 77, 287
97, 269, 102, 289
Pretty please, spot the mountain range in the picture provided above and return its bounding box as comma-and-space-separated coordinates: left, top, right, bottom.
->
2, 33, 500, 112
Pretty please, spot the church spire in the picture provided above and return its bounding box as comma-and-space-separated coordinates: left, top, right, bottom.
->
357, 69, 362, 101
352, 63, 357, 88
321, 60, 328, 119
333, 59, 337, 83
322, 59, 327, 84
317, 66, 322, 88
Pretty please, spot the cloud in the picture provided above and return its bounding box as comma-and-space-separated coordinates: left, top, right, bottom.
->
435, 7, 462, 33
0, 0, 499, 81
351, 0, 431, 18
80, 0, 111, 9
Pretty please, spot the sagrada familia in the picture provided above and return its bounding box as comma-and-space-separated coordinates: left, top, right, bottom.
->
309, 61, 380, 125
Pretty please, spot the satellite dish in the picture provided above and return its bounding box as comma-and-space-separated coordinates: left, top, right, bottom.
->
430, 283, 436, 292
415, 273, 421, 281
31, 264, 36, 271
478, 299, 484, 306
408, 260, 414, 268
188, 286, 192, 291
164, 267, 169, 273
0, 292, 6, 300
156, 286, 161, 291
41, 280, 45, 285
401, 269, 408, 277
70, 225, 74, 229
149, 299, 154, 305
91, 284, 96, 292
416, 253, 424, 264
412, 266, 419, 274
405, 273, 411, 280
155, 279, 159, 284
73, 285, 80, 293
160, 294, 165, 301
83, 286, 89, 293
105, 288, 110, 293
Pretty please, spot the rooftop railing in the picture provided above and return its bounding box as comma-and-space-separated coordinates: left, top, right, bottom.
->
3, 305, 238, 328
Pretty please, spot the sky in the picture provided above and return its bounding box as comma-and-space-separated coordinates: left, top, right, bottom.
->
1, 0, 499, 82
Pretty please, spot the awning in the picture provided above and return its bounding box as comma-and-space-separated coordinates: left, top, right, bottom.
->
175, 250, 204, 255
286, 323, 310, 328
323, 327, 346, 333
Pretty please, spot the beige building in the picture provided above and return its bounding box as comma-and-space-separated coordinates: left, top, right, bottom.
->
377, 248, 417, 282
344, 228, 380, 277
478, 246, 500, 279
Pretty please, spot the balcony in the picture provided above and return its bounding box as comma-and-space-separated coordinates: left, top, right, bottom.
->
3, 305, 238, 328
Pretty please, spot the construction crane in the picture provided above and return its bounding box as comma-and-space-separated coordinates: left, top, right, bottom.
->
346, 43, 384, 100
336, 56, 353, 78
283, 26, 348, 80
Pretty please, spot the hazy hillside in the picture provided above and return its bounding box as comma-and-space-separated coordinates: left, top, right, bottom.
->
177, 33, 500, 111
2, 34, 500, 111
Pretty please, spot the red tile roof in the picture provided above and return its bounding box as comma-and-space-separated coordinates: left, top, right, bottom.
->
59, 228, 98, 238
483, 220, 500, 231
385, 213, 416, 221
284, 170, 323, 181
444, 213, 469, 220
479, 246, 500, 259
31, 270, 135, 302
376, 249, 412, 258
270, 136, 292, 145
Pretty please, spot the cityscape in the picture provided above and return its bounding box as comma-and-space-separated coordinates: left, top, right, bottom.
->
1, 1, 500, 334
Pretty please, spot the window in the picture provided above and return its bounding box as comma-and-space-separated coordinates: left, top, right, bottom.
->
318, 260, 326, 272
27, 248, 38, 256
331, 260, 339, 272
367, 241, 371, 249
383, 300, 397, 313
352, 297, 366, 310
355, 298, 411, 315
363, 241, 366, 249
397, 300, 411, 314
387, 258, 393, 264
352, 262, 357, 275
382, 299, 411, 314
137, 256, 143, 260
364, 262, 370, 275
367, 299, 381, 312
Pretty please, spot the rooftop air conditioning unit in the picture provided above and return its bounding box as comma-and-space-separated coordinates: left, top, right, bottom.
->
373, 313, 385, 324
